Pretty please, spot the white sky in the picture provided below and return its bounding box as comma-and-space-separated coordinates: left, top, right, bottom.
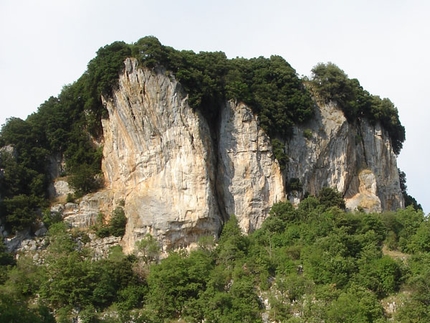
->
1, 0, 429, 213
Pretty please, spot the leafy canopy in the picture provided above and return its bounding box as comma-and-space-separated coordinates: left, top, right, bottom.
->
309, 62, 405, 155
0, 197, 428, 322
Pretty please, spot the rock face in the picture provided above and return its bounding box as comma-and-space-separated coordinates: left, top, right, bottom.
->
102, 60, 221, 253
52, 191, 114, 228
218, 101, 284, 232
63, 58, 403, 253
286, 102, 403, 212
100, 59, 285, 252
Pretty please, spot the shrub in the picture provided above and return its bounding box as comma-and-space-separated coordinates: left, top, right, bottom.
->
110, 207, 127, 237
94, 208, 127, 238
271, 139, 288, 170
303, 128, 312, 140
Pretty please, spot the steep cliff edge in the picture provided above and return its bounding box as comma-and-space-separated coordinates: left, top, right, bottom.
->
218, 100, 284, 233
94, 58, 403, 252
101, 59, 221, 252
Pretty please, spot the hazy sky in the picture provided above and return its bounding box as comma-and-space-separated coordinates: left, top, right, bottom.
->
1, 0, 429, 212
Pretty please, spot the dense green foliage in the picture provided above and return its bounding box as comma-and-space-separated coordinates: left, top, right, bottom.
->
1, 195, 430, 322
93, 207, 128, 238
131, 36, 314, 138
399, 168, 422, 210
309, 62, 405, 155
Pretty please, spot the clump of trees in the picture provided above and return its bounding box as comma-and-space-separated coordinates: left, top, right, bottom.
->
131, 36, 314, 138
309, 62, 405, 155
93, 207, 127, 238
1, 191, 429, 322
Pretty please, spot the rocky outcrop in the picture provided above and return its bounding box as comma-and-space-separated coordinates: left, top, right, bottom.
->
218, 101, 284, 232
51, 58, 403, 253
101, 60, 221, 253
286, 102, 403, 212
48, 179, 74, 199
9, 232, 120, 262
99, 59, 286, 252
52, 191, 114, 228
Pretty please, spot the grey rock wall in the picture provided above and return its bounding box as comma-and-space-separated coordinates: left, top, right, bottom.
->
286, 102, 403, 212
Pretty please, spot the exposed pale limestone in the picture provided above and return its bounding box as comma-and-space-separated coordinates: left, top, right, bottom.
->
48, 179, 74, 198
0, 145, 17, 159
52, 191, 114, 228
102, 59, 221, 253
345, 169, 382, 212
84, 234, 122, 260
218, 101, 284, 232
101, 59, 286, 252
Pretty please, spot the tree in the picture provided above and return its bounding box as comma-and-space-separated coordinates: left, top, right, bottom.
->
216, 215, 249, 266
356, 255, 402, 298
146, 250, 213, 320
399, 169, 422, 210
109, 207, 127, 237
0, 239, 15, 284
2, 194, 40, 232
326, 286, 384, 323
397, 262, 430, 322
409, 220, 430, 253
0, 292, 55, 323
68, 163, 102, 196
132, 36, 167, 68
318, 187, 346, 210
136, 234, 160, 264
310, 62, 355, 118
395, 206, 425, 252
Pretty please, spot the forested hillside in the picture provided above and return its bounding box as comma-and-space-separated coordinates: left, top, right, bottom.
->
1, 193, 429, 322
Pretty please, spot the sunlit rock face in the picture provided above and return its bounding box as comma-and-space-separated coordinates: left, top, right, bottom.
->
62, 58, 403, 253
101, 59, 221, 253
217, 101, 284, 232
100, 58, 285, 252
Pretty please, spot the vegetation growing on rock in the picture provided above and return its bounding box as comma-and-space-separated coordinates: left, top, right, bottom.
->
0, 36, 409, 233
309, 62, 405, 155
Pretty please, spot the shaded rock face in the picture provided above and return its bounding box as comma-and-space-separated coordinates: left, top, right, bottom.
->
286, 102, 403, 212
76, 58, 403, 253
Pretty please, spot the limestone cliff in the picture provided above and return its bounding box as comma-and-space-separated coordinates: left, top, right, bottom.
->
101, 59, 220, 253
58, 58, 403, 252
100, 59, 285, 252
286, 102, 403, 212
217, 101, 284, 232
